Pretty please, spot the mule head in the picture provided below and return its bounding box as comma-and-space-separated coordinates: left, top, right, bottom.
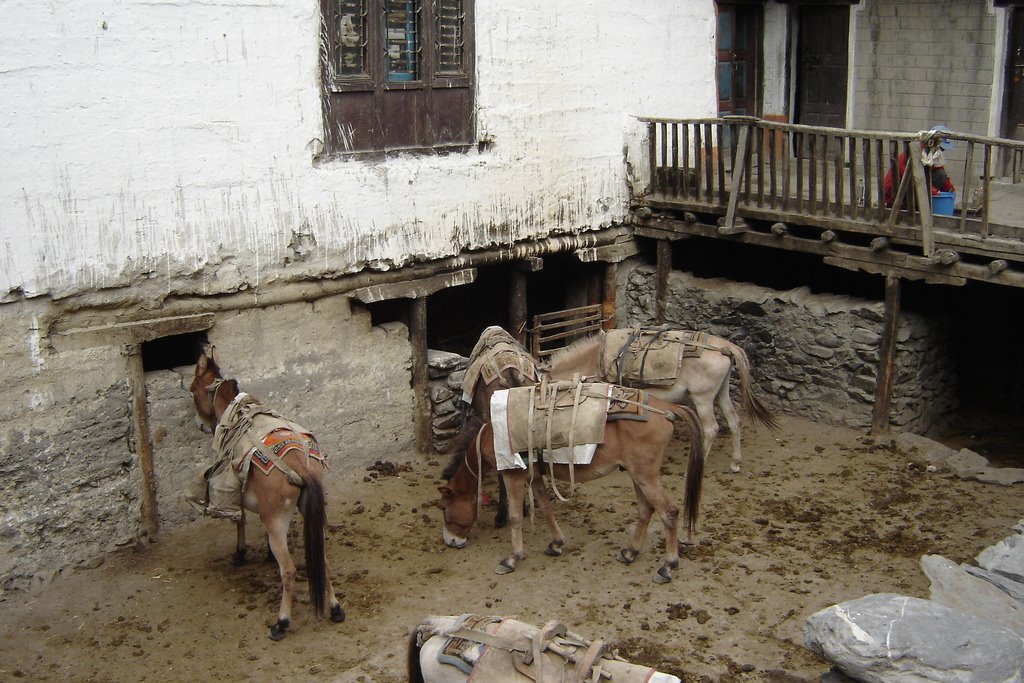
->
190, 353, 237, 431
438, 484, 476, 549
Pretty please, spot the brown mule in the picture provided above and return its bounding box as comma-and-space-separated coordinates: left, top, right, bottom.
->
190, 353, 345, 639
439, 394, 704, 584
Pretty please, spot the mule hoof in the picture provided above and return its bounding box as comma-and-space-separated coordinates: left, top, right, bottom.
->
269, 618, 290, 641
231, 549, 247, 566
728, 464, 741, 473
330, 604, 346, 623
495, 559, 516, 575
617, 548, 639, 564
545, 542, 563, 557
654, 564, 673, 584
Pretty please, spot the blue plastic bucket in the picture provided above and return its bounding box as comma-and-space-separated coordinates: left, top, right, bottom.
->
932, 191, 955, 216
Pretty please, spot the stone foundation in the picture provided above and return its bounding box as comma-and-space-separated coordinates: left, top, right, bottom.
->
621, 266, 958, 432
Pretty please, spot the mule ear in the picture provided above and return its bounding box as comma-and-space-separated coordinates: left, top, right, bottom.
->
196, 354, 208, 374
438, 485, 453, 499
226, 379, 239, 394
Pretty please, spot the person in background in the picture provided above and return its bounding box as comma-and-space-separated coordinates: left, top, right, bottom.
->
883, 125, 955, 208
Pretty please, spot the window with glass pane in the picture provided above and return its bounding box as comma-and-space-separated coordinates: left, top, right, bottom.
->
385, 0, 419, 81
336, 0, 368, 77
435, 0, 464, 75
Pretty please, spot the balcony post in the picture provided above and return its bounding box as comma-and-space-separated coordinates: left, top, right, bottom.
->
870, 275, 902, 434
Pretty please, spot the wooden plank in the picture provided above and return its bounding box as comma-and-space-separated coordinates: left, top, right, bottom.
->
681, 124, 691, 197
349, 268, 476, 303
823, 256, 967, 286
847, 136, 857, 219
717, 124, 727, 205
509, 268, 528, 344
959, 141, 974, 234
55, 313, 216, 351
656, 239, 671, 324
648, 121, 657, 194
694, 125, 703, 200
410, 298, 432, 453
722, 126, 750, 232
908, 144, 935, 256
126, 345, 159, 539
660, 122, 668, 194
704, 123, 714, 202
670, 123, 680, 197
602, 263, 617, 331
871, 275, 901, 435
769, 128, 778, 209
982, 144, 992, 237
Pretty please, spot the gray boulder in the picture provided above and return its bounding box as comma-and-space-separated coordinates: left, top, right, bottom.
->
921, 555, 1024, 635
979, 534, 1024, 584
804, 593, 1024, 682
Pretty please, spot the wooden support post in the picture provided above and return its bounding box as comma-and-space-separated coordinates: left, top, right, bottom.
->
126, 344, 159, 539
908, 147, 935, 256
410, 297, 432, 454
510, 268, 528, 344
656, 239, 671, 324
602, 263, 618, 330
871, 275, 902, 435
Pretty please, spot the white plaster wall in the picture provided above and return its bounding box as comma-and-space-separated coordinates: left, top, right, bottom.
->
762, 3, 789, 118
1, 0, 717, 302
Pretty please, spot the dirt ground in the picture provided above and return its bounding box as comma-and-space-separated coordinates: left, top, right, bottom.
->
0, 413, 1019, 683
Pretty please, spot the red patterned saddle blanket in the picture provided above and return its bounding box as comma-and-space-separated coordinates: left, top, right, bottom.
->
242, 427, 324, 477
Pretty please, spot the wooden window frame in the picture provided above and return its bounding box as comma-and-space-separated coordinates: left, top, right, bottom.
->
320, 0, 475, 156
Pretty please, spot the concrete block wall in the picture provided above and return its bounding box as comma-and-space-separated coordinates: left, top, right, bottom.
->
620, 266, 958, 433
852, 0, 998, 187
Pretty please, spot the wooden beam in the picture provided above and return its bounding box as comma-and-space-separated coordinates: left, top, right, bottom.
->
721, 125, 751, 234
602, 263, 618, 330
409, 298, 432, 454
509, 268, 528, 343
908, 147, 935, 256
871, 276, 901, 435
125, 345, 159, 539
656, 239, 672, 324
349, 268, 476, 303
55, 313, 215, 352
823, 256, 966, 286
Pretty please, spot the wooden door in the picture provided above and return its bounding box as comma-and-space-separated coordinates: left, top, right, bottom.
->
1004, 10, 1024, 139
795, 5, 849, 129
716, 4, 758, 117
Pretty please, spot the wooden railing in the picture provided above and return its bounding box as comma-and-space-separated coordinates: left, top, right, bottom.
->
639, 116, 1024, 256
530, 304, 605, 361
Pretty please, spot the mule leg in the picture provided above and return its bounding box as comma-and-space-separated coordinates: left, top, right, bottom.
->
717, 382, 744, 473
232, 511, 248, 566
618, 481, 653, 565
631, 478, 680, 584
530, 478, 565, 557
323, 556, 345, 623
495, 472, 527, 575
692, 397, 719, 466
264, 515, 296, 640
494, 474, 508, 529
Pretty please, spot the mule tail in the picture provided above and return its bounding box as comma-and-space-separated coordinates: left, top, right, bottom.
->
407, 628, 426, 683
300, 474, 328, 620
664, 403, 705, 540
729, 344, 779, 431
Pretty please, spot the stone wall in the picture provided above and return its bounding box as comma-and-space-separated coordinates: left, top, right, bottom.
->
621, 266, 958, 432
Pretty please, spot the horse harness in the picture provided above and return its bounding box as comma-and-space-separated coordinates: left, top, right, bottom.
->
211, 389, 324, 492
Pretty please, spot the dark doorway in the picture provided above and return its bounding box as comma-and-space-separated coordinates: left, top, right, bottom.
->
716, 3, 760, 117
795, 5, 849, 129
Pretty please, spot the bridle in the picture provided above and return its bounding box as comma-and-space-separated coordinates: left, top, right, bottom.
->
205, 377, 227, 431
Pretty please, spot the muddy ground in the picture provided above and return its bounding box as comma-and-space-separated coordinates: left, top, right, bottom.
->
0, 413, 1019, 683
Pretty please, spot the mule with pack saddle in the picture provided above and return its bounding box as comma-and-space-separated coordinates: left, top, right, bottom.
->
440, 376, 704, 584
188, 352, 345, 640
458, 325, 546, 528
548, 326, 778, 473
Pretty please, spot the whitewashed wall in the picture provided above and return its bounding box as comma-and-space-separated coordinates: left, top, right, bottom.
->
1, 0, 718, 302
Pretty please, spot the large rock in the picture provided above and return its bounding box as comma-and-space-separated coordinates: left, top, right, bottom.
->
979, 533, 1024, 584
804, 593, 1024, 682
921, 555, 1024, 635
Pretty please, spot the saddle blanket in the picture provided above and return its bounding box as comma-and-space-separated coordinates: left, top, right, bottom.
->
489, 381, 650, 471
461, 326, 538, 404
487, 382, 606, 473
600, 328, 709, 387
419, 614, 681, 683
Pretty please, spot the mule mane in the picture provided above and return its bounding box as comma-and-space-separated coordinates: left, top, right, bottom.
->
441, 416, 484, 480
547, 334, 600, 368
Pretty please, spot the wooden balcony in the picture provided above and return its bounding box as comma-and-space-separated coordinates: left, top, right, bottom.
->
632, 117, 1024, 289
